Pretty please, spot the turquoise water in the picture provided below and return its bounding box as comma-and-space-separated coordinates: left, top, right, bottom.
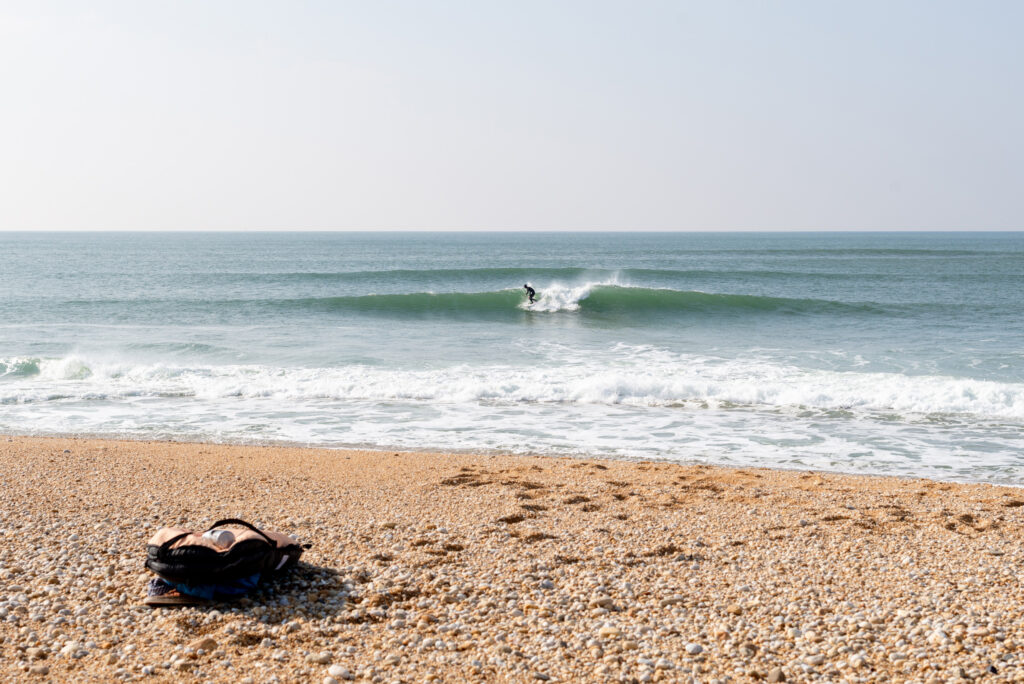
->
1, 231, 1023, 483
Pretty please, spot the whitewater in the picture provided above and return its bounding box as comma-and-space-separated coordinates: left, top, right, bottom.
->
2, 231, 1023, 484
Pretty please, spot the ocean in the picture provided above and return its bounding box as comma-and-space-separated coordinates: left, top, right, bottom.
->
1, 231, 1022, 484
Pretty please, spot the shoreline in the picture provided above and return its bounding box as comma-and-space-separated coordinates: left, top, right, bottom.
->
1, 435, 1022, 682
3, 431, 1018, 490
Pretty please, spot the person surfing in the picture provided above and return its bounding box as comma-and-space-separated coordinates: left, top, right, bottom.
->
523, 284, 537, 305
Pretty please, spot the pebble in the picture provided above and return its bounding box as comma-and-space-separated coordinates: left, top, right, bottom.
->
685, 643, 703, 655
188, 636, 217, 652
328, 664, 352, 679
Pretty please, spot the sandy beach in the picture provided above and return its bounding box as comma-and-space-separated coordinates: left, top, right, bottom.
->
0, 436, 1022, 683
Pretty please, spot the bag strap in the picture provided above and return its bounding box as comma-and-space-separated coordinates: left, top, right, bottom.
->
207, 519, 277, 547
158, 531, 191, 553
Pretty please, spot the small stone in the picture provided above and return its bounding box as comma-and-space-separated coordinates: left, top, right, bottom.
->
188, 637, 217, 652
324, 678, 338, 684
598, 626, 621, 638
29, 665, 49, 676
539, 579, 554, 590
306, 652, 331, 665
659, 595, 685, 607
767, 667, 786, 682
533, 674, 550, 681
805, 654, 825, 666
685, 643, 703, 655
726, 603, 742, 615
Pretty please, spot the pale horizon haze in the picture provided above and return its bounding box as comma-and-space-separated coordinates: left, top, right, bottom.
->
1, 1, 1022, 231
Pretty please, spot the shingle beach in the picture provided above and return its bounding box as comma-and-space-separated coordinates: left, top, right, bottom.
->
1, 436, 1022, 683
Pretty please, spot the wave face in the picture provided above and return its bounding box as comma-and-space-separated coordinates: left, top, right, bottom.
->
0, 358, 40, 378
266, 283, 884, 319
521, 282, 881, 315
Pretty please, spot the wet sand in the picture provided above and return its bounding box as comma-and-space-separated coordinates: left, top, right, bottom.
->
1, 436, 1022, 682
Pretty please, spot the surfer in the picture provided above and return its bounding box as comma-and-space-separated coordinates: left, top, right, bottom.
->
523, 284, 536, 304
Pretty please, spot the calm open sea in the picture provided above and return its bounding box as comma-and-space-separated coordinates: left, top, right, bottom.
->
2, 231, 1022, 484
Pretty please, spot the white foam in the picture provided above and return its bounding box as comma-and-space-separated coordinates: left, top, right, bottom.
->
3, 348, 1024, 484
3, 350, 1024, 420
519, 277, 626, 312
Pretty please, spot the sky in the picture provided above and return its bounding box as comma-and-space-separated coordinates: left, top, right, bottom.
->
0, 1, 1022, 231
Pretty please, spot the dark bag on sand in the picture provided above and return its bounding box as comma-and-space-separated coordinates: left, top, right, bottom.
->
145, 518, 305, 586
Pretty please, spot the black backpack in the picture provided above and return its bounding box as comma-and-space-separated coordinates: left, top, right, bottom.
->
146, 518, 306, 586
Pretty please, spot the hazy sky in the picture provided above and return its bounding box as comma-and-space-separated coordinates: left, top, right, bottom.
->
1, 1, 1021, 230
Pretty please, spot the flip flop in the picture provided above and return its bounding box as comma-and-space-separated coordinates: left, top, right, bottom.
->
144, 578, 209, 607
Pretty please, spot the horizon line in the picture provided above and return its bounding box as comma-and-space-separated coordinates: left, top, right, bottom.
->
1, 228, 1022, 233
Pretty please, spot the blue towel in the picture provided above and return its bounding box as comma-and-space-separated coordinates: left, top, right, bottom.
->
172, 573, 263, 600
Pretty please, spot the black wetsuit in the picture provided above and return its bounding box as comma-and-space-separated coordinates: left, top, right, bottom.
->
524, 285, 536, 303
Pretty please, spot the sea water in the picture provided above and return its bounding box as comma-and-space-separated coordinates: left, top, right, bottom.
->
1, 231, 1022, 484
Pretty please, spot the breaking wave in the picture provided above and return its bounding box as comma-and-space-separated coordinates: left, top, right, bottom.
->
3, 353, 1023, 421
266, 283, 885, 318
